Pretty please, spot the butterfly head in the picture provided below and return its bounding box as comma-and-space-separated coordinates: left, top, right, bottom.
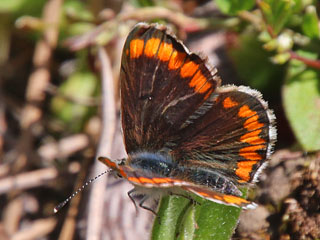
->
98, 156, 127, 178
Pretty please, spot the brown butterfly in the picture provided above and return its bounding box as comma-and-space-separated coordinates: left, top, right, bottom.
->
99, 23, 277, 211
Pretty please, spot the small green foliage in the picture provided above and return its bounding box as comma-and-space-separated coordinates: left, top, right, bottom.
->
63, 1, 94, 22
259, 0, 296, 35
215, 0, 255, 15
283, 50, 320, 151
302, 5, 320, 39
0, 0, 46, 17
50, 71, 99, 132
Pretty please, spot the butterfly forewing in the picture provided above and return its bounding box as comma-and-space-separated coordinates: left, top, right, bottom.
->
120, 23, 220, 154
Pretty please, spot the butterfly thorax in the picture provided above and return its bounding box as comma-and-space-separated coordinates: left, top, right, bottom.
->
126, 151, 175, 178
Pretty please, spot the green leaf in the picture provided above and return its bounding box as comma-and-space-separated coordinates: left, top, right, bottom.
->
0, 0, 27, 12
151, 196, 190, 240
260, 0, 296, 34
193, 200, 241, 240
152, 194, 242, 240
0, 0, 46, 17
67, 22, 95, 37
130, 0, 155, 7
215, 0, 255, 15
63, 0, 94, 22
302, 5, 320, 39
177, 204, 196, 240
283, 50, 320, 151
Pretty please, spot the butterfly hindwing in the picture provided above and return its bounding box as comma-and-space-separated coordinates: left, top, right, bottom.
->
172, 85, 276, 184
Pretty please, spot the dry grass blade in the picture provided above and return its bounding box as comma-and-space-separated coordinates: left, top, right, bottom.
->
85, 47, 116, 240
0, 168, 58, 194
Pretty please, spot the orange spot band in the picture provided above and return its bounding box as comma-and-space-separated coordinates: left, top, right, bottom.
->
235, 160, 258, 181
238, 105, 256, 118
158, 42, 173, 61
223, 97, 238, 108
168, 50, 186, 70
180, 61, 199, 78
189, 70, 211, 93
130, 39, 144, 58
144, 38, 161, 57
222, 195, 250, 205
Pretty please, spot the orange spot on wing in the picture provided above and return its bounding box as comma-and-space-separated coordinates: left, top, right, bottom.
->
222, 195, 250, 205
204, 88, 214, 100
100, 157, 116, 169
238, 105, 256, 118
244, 115, 264, 131
200, 82, 212, 94
128, 177, 141, 184
119, 168, 127, 178
211, 194, 223, 200
196, 191, 210, 197
238, 105, 267, 162
240, 145, 265, 153
239, 151, 262, 161
98, 157, 128, 178
138, 177, 155, 184
144, 38, 161, 57
223, 97, 238, 108
130, 39, 144, 58
168, 50, 186, 69
180, 61, 198, 78
242, 135, 266, 145
152, 178, 177, 184
158, 42, 173, 61
189, 70, 211, 93
240, 129, 266, 145
235, 160, 258, 181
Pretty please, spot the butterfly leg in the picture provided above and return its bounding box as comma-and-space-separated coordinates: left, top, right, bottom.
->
127, 188, 138, 214
139, 195, 158, 215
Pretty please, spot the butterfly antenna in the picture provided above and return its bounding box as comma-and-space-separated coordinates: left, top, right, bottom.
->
54, 169, 111, 213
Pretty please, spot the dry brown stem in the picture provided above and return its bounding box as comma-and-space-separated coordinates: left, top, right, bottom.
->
38, 134, 90, 163
15, 0, 63, 172
85, 47, 117, 240
11, 218, 57, 240
0, 167, 58, 194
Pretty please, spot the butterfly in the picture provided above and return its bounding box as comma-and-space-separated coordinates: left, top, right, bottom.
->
99, 22, 276, 211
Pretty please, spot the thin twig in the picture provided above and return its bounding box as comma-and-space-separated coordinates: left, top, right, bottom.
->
86, 47, 116, 240
38, 134, 89, 163
118, 7, 204, 32
14, 0, 63, 173
0, 167, 58, 194
57, 153, 93, 240
289, 51, 320, 70
64, 7, 211, 51
20, 0, 63, 129
11, 218, 57, 240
